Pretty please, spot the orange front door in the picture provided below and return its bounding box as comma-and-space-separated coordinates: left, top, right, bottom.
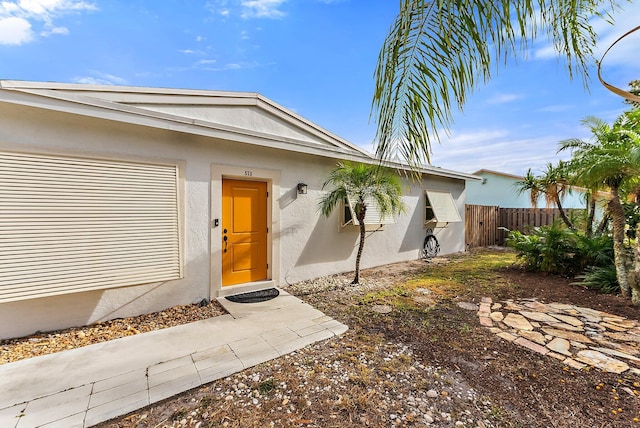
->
222, 179, 268, 286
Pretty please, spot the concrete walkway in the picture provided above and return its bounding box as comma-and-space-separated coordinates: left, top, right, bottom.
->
0, 290, 348, 428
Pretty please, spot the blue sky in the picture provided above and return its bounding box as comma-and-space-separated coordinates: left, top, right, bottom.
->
0, 1, 638, 177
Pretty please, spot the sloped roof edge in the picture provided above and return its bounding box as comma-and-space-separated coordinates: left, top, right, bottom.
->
0, 80, 480, 182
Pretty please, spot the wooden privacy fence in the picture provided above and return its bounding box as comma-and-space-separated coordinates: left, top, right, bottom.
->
465, 205, 585, 248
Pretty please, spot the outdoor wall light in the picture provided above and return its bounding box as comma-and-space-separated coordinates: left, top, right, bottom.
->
297, 183, 308, 194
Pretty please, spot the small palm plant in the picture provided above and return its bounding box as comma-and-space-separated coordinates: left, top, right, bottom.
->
319, 162, 405, 284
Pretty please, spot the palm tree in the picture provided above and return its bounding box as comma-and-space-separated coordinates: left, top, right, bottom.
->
514, 162, 575, 230
319, 162, 405, 284
558, 111, 640, 303
624, 80, 640, 108
372, 0, 622, 168
515, 169, 543, 209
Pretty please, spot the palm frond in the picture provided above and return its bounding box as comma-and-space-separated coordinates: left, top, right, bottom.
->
373, 0, 618, 169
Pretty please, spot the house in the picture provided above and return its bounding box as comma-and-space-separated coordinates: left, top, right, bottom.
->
466, 169, 597, 209
0, 81, 479, 339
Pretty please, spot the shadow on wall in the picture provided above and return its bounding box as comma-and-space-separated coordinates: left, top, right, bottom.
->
278, 186, 298, 210
295, 213, 358, 267
399, 194, 426, 254
398, 183, 464, 255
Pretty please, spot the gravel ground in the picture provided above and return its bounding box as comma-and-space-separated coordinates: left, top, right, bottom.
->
0, 300, 226, 365
105, 328, 494, 428
8, 250, 640, 427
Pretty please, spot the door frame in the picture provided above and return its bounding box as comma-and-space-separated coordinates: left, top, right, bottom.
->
210, 164, 280, 298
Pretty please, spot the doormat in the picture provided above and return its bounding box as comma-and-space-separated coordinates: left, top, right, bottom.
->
225, 288, 280, 304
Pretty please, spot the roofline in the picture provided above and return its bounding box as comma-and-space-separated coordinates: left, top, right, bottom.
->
0, 80, 479, 182
0, 80, 373, 158
472, 169, 524, 180
472, 168, 610, 197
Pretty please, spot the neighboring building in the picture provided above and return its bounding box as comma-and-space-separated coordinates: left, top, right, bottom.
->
0, 81, 479, 339
466, 169, 595, 209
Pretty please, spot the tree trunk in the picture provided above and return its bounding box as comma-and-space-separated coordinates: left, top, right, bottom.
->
352, 205, 367, 284
596, 211, 611, 235
585, 194, 596, 238
609, 187, 630, 298
631, 222, 640, 305
554, 194, 575, 230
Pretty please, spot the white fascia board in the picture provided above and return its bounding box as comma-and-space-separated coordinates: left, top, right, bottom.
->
374, 158, 482, 182
0, 80, 258, 99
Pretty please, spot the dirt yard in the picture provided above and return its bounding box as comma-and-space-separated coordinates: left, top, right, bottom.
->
10, 248, 640, 427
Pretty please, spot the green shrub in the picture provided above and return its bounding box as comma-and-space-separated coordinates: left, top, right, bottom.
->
505, 230, 543, 272
506, 223, 580, 275
574, 265, 619, 294
575, 234, 614, 270
506, 223, 617, 284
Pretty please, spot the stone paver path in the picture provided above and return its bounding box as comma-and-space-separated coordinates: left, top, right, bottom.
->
473, 297, 640, 376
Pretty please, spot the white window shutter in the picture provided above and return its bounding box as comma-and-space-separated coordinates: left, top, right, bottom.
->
0, 151, 182, 303
346, 195, 397, 225
425, 189, 462, 223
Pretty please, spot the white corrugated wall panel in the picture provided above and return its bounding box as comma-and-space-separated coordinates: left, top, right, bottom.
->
0, 151, 182, 303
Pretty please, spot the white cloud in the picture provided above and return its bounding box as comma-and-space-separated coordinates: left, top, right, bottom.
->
73, 72, 127, 86
592, 3, 640, 68
41, 25, 68, 36
240, 0, 285, 18
0, 0, 96, 44
486, 93, 522, 105
0, 16, 33, 44
241, 0, 286, 19
428, 129, 575, 176
536, 104, 573, 113
533, 2, 640, 68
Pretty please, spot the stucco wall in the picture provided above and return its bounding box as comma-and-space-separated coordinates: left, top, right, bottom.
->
0, 102, 466, 339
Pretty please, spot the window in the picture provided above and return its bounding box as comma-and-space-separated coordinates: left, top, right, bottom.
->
342, 196, 397, 229
0, 151, 182, 303
424, 189, 462, 226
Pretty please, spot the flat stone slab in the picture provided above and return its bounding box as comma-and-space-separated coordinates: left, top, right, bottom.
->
575, 350, 629, 374
546, 322, 583, 332
541, 328, 593, 344
602, 322, 629, 332
546, 337, 572, 356
479, 317, 493, 327
552, 314, 583, 327
519, 330, 547, 345
490, 312, 504, 322
519, 311, 559, 323
477, 297, 640, 375
503, 313, 534, 331
514, 337, 548, 355
457, 302, 479, 311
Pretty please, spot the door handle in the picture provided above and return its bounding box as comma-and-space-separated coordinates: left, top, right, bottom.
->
223, 235, 228, 253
